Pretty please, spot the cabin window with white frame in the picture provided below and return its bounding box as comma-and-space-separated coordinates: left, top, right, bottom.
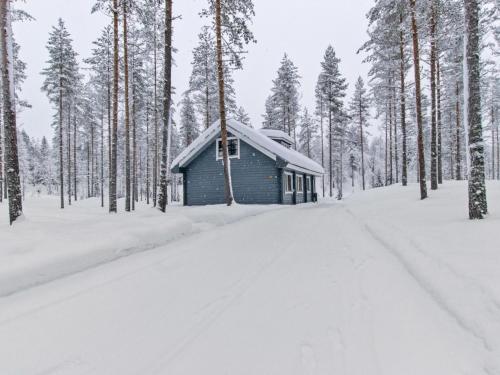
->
284, 173, 293, 194
306, 176, 311, 192
296, 175, 303, 193
216, 137, 239, 160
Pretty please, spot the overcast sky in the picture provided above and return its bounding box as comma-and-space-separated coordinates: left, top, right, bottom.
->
13, 0, 373, 140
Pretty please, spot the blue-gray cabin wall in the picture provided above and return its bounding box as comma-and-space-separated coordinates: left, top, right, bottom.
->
280, 170, 315, 205
184, 137, 281, 205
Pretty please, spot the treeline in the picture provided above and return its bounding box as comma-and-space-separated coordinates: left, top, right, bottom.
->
259, 0, 498, 219
1, 0, 498, 223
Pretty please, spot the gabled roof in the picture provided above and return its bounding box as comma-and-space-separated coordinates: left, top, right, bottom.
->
171, 119, 324, 176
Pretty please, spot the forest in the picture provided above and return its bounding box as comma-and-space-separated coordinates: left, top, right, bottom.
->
1, 1, 500, 374
0, 0, 498, 223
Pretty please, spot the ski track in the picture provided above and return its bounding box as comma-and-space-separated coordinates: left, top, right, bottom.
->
343, 205, 498, 367
0, 195, 496, 374
0, 205, 287, 299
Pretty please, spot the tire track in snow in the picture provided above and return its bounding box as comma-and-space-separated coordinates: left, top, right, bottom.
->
145, 237, 297, 375
343, 206, 493, 353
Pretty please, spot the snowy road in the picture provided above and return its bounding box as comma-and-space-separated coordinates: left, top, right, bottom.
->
0, 185, 498, 374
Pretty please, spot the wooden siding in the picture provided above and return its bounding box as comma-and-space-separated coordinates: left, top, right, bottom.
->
184, 138, 281, 205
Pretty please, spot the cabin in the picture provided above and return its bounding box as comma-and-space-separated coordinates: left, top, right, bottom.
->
171, 119, 324, 206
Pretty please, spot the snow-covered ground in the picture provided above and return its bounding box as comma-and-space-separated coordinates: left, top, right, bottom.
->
0, 196, 281, 297
0, 181, 499, 374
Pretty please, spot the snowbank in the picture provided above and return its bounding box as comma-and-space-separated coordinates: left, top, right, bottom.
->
0, 196, 282, 296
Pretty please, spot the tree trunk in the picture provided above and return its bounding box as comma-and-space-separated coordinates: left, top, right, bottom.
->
109, 0, 119, 213
429, 0, 438, 190
87, 141, 90, 198
385, 109, 388, 185
359, 96, 365, 190
437, 57, 443, 184
491, 106, 495, 180
205, 55, 210, 129
496, 109, 499, 180
146, 103, 150, 205
107, 30, 111, 207
389, 84, 393, 185
101, 107, 104, 207
123, 0, 131, 212
0, 0, 22, 223
0, 102, 3, 203
320, 96, 325, 197
158, 0, 173, 211
215, 0, 234, 206
456, 82, 462, 180
153, 18, 158, 207
410, 0, 428, 200
132, 63, 137, 211
393, 86, 399, 184
329, 107, 333, 197
465, 0, 487, 219
67, 104, 72, 206
400, 11, 408, 187
74, 111, 78, 201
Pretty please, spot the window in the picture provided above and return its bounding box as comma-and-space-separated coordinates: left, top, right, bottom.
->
296, 175, 303, 193
216, 137, 239, 160
285, 173, 293, 194
306, 177, 311, 192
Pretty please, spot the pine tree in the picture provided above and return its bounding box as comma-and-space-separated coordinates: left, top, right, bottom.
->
202, 0, 256, 206
179, 92, 199, 147
348, 76, 370, 190
41, 18, 79, 209
123, 0, 132, 211
86, 25, 113, 207
315, 77, 326, 196
317, 45, 348, 197
158, 0, 172, 212
267, 54, 301, 139
1, 0, 22, 223
298, 108, 317, 159
429, 0, 438, 190
465, 0, 487, 219
234, 106, 251, 127
409, 0, 428, 200
189, 26, 237, 130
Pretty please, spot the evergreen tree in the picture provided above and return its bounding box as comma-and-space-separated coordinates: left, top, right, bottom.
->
189, 26, 237, 130
267, 54, 301, 139
202, 0, 256, 206
317, 45, 348, 197
179, 92, 199, 147
298, 108, 317, 159
465, 0, 487, 219
41, 18, 79, 209
409, 0, 428, 200
234, 106, 251, 127
1, 0, 24, 223
158, 0, 172, 212
348, 76, 370, 190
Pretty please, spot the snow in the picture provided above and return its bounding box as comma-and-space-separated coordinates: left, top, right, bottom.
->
0, 196, 281, 297
0, 181, 499, 374
172, 119, 325, 175
259, 127, 294, 144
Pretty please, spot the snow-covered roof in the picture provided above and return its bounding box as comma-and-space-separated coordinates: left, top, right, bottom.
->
171, 119, 324, 176
259, 128, 294, 145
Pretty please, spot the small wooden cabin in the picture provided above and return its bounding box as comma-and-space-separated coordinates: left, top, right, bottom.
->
171, 119, 324, 205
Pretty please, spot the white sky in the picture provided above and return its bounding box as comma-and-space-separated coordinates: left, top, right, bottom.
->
13, 0, 373, 140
